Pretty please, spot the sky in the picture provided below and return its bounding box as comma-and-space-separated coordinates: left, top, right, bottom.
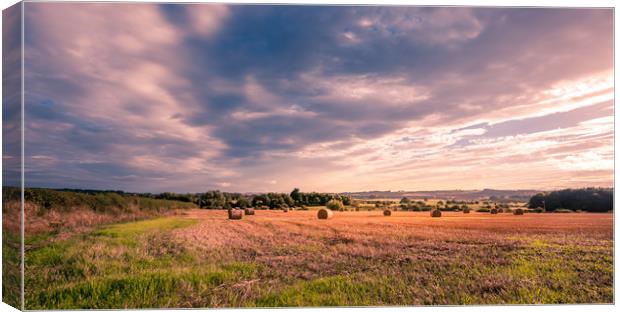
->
14, 3, 614, 193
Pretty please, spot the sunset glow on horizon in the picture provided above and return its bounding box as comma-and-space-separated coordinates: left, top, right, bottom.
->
12, 3, 613, 193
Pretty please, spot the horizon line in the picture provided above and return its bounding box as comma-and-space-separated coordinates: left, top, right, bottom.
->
5, 184, 614, 195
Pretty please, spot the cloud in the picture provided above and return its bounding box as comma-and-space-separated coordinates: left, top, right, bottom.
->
352, 7, 484, 45
185, 4, 230, 38
22, 4, 613, 192
24, 3, 231, 191
2, 3, 23, 186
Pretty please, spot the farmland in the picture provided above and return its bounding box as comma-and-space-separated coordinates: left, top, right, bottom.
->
23, 208, 613, 309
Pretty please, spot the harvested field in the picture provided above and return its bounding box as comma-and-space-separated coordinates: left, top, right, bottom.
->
25, 209, 613, 308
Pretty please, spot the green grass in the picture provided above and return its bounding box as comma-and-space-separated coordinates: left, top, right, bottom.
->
2, 230, 22, 309
31, 266, 260, 309
25, 217, 265, 309
24, 215, 613, 308
90, 218, 197, 247
254, 242, 613, 307
496, 240, 613, 304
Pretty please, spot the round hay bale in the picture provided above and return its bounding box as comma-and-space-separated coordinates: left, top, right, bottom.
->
317, 208, 333, 220
490, 208, 498, 214
283, 207, 289, 212
431, 209, 442, 218
463, 207, 470, 214
244, 208, 255, 215
513, 208, 524, 215
383, 209, 391, 216
228, 209, 243, 220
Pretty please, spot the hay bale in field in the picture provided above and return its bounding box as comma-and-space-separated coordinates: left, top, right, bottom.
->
244, 208, 255, 215
228, 209, 243, 220
463, 207, 470, 214
383, 209, 391, 216
513, 208, 524, 215
431, 209, 442, 218
317, 208, 333, 220
283, 207, 289, 212
490, 208, 498, 214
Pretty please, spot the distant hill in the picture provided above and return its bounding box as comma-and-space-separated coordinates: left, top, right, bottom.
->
342, 189, 541, 202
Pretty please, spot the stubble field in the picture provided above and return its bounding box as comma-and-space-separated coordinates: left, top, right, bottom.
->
25, 209, 613, 308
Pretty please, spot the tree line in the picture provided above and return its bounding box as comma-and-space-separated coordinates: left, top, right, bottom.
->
4, 187, 353, 211
528, 188, 613, 212
198, 188, 352, 209
3, 187, 197, 215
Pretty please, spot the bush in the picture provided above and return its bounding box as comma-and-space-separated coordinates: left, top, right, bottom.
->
476, 208, 490, 213
439, 206, 459, 212
136, 197, 195, 212
20, 188, 197, 215
326, 200, 344, 211
420, 206, 432, 211
92, 193, 129, 213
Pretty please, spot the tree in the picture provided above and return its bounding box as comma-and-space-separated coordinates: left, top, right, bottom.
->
528, 188, 612, 212
284, 194, 295, 207
236, 196, 250, 208
326, 199, 344, 211
200, 190, 226, 208
252, 194, 270, 208
290, 188, 302, 204
400, 197, 411, 204
339, 194, 352, 205
528, 193, 545, 209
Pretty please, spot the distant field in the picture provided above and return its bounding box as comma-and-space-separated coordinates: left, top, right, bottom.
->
25, 209, 612, 308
